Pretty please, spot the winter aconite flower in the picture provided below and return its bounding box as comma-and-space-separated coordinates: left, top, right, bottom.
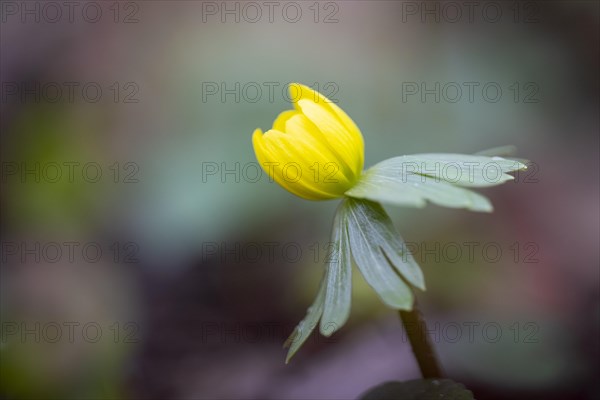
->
252, 83, 364, 200
252, 83, 527, 362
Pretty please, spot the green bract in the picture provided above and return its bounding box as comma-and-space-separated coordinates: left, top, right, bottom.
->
284, 153, 527, 362
347, 154, 527, 212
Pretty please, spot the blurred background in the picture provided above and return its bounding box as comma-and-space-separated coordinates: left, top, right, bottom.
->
1, 1, 598, 399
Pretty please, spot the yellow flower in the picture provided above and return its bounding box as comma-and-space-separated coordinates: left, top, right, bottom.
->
251, 85, 528, 363
252, 83, 364, 200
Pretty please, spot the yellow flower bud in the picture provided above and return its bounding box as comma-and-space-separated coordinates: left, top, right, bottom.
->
252, 83, 364, 200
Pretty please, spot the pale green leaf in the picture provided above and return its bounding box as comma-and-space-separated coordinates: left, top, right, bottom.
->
347, 170, 493, 212
345, 172, 427, 208
284, 273, 327, 363
370, 153, 526, 188
344, 198, 415, 310
346, 198, 424, 289
320, 203, 352, 337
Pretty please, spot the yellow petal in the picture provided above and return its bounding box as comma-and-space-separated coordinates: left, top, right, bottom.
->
265, 130, 353, 196
289, 83, 364, 155
274, 113, 356, 184
251, 84, 366, 201
296, 99, 363, 179
289, 83, 364, 177
272, 110, 297, 132
253, 129, 345, 200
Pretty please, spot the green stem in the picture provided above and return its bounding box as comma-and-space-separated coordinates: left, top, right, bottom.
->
399, 298, 443, 379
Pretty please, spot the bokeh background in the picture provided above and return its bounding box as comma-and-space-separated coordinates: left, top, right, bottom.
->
1, 1, 598, 399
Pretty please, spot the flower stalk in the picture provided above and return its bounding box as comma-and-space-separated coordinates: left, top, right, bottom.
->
399, 298, 443, 379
